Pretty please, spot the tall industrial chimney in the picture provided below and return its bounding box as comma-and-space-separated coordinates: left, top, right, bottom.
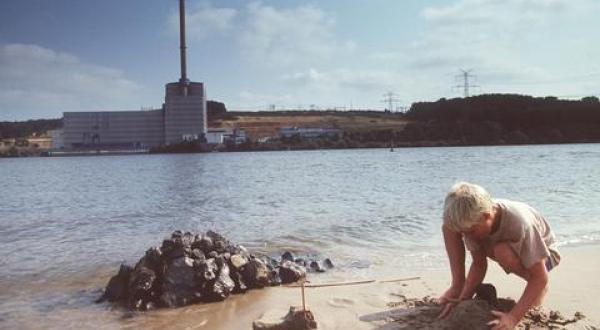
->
179, 0, 189, 95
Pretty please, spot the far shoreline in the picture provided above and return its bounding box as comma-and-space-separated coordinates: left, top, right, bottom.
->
2, 141, 600, 158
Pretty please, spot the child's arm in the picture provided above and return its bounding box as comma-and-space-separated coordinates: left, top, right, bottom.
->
488, 260, 548, 329
442, 224, 466, 295
439, 230, 487, 318
458, 247, 487, 301
438, 224, 467, 318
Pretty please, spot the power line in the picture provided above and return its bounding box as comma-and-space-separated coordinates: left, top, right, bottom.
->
381, 92, 401, 111
454, 69, 479, 97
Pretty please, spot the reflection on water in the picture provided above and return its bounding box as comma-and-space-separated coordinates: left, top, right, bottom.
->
1, 144, 600, 328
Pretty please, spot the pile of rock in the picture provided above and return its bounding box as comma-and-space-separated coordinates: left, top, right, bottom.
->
96, 230, 333, 310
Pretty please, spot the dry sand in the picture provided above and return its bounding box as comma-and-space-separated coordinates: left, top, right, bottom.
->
186, 244, 600, 330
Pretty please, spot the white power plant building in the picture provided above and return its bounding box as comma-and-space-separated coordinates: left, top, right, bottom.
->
62, 0, 206, 150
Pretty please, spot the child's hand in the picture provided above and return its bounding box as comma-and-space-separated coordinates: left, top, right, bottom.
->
487, 310, 517, 330
437, 297, 461, 319
436, 286, 461, 305
436, 286, 462, 319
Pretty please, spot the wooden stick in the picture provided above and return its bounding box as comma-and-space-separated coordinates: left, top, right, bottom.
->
378, 276, 421, 283
287, 279, 375, 288
286, 276, 421, 288
301, 281, 306, 311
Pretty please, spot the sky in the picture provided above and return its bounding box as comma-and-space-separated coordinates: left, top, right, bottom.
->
1, 0, 599, 120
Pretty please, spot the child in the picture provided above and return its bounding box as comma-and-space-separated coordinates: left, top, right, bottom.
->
438, 182, 560, 330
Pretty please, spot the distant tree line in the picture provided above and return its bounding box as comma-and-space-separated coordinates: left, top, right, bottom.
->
0, 118, 62, 139
400, 94, 600, 145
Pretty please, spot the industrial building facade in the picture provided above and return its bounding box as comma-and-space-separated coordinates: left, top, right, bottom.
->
62, 0, 207, 150
63, 82, 206, 149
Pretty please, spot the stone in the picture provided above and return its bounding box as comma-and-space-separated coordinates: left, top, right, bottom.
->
99, 230, 331, 311
160, 256, 201, 307
230, 254, 249, 270
474, 283, 498, 308
281, 251, 295, 262
127, 266, 157, 310
322, 258, 334, 269
279, 260, 306, 284
241, 257, 271, 289
308, 261, 325, 273
142, 247, 163, 273
252, 306, 317, 330
204, 262, 235, 302
268, 269, 282, 287
97, 264, 132, 303
197, 258, 218, 282
191, 248, 205, 260
195, 235, 214, 254
230, 269, 248, 293
207, 251, 219, 259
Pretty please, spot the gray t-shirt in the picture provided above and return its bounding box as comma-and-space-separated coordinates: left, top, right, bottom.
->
464, 199, 561, 269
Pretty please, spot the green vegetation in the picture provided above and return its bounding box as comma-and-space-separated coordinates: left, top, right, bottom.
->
403, 94, 600, 145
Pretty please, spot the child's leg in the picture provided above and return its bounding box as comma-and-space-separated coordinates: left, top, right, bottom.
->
489, 242, 548, 306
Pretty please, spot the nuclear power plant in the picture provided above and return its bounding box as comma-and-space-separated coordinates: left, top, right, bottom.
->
62, 0, 206, 149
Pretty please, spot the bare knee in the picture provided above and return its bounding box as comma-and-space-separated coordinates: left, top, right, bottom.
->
492, 243, 526, 277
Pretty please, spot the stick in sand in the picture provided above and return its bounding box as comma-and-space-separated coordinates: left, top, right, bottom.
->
287, 276, 420, 288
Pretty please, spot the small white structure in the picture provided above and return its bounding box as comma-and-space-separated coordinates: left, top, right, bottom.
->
206, 128, 247, 145
279, 127, 342, 139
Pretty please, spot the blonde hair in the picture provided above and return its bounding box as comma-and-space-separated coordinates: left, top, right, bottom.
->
443, 182, 493, 232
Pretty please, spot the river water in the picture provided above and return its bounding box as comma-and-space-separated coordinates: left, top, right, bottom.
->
1, 144, 600, 328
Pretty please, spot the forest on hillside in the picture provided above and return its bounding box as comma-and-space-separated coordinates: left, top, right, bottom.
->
398, 94, 600, 145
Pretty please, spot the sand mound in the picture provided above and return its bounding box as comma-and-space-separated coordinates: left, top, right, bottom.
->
367, 296, 590, 329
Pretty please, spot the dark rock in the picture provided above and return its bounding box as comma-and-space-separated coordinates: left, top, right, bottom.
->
204, 262, 235, 302
191, 249, 205, 260
323, 258, 334, 269
206, 230, 229, 253
127, 266, 157, 310
195, 235, 214, 254
207, 251, 219, 259
98, 264, 133, 303
160, 256, 201, 307
144, 247, 163, 271
181, 231, 194, 248
308, 261, 326, 273
241, 257, 270, 289
475, 283, 498, 308
268, 269, 282, 287
281, 251, 295, 262
264, 256, 279, 270
99, 230, 331, 311
197, 258, 218, 282
279, 260, 306, 284
230, 270, 248, 294
206, 230, 228, 244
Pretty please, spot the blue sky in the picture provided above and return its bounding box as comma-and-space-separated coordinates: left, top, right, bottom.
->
1, 0, 599, 120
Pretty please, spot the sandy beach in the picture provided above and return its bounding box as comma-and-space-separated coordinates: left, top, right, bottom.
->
181, 243, 600, 329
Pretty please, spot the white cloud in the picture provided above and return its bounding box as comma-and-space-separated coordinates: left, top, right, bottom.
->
0, 43, 142, 120
400, 0, 600, 97
238, 2, 354, 66
168, 1, 237, 40
283, 68, 400, 92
